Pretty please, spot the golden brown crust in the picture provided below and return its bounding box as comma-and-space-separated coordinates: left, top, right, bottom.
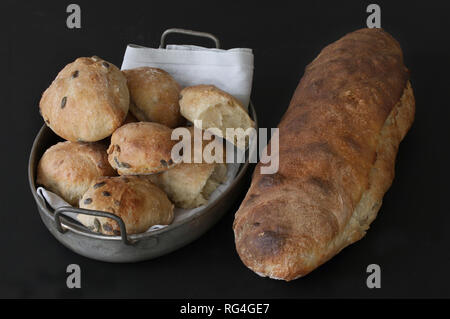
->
107, 122, 178, 175
123, 67, 184, 128
39, 56, 129, 142
36, 141, 116, 206
78, 176, 174, 235
233, 28, 415, 280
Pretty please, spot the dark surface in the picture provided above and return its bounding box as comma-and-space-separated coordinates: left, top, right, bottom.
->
0, 0, 449, 298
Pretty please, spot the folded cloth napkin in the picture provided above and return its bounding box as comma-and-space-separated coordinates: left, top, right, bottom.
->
121, 44, 254, 109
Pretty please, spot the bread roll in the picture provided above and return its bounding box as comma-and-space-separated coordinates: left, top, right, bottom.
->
233, 29, 415, 280
148, 163, 227, 209
179, 85, 255, 149
107, 122, 177, 175
123, 67, 184, 128
37, 141, 116, 206
78, 176, 174, 235
39, 56, 129, 142
147, 125, 228, 208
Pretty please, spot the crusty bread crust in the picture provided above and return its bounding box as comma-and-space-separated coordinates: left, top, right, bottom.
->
107, 122, 178, 175
179, 85, 255, 149
148, 163, 227, 209
233, 28, 415, 280
37, 141, 116, 206
123, 67, 184, 128
39, 57, 129, 142
79, 176, 174, 235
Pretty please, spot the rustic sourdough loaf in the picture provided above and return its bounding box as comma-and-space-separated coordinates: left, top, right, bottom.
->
233, 28, 415, 280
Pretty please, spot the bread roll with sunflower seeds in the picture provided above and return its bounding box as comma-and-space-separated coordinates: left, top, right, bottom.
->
39, 56, 129, 142
123, 67, 184, 128
37, 141, 116, 206
179, 85, 255, 149
78, 176, 174, 235
107, 122, 177, 175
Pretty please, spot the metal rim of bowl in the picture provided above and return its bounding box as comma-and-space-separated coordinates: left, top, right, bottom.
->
28, 102, 258, 243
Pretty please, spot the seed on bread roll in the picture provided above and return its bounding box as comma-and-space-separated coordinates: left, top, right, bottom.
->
37, 141, 116, 206
233, 28, 415, 280
179, 85, 255, 149
107, 122, 177, 175
123, 67, 184, 128
78, 176, 174, 235
39, 56, 129, 142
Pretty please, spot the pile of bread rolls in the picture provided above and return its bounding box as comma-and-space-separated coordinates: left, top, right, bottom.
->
37, 56, 255, 235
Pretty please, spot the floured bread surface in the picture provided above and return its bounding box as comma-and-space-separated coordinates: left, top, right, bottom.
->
179, 85, 255, 149
78, 176, 174, 235
123, 67, 184, 128
37, 141, 116, 206
233, 28, 415, 281
39, 56, 129, 142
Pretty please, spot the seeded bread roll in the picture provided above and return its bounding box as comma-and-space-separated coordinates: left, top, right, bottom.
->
233, 28, 415, 280
148, 163, 227, 209
123, 67, 184, 128
148, 126, 227, 208
179, 85, 255, 149
78, 176, 174, 235
107, 122, 177, 175
39, 56, 129, 142
37, 141, 116, 206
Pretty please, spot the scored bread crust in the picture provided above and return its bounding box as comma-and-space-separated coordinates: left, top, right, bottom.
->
233, 28, 415, 280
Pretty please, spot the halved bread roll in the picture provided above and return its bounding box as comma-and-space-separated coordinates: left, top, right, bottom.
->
148, 163, 227, 209
179, 85, 255, 149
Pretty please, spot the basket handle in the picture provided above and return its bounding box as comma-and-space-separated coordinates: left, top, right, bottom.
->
54, 206, 132, 245
159, 28, 220, 49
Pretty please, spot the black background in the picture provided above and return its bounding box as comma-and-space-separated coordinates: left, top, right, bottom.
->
1, 0, 449, 298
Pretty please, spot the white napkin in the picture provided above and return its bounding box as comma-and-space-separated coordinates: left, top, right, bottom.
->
121, 44, 254, 108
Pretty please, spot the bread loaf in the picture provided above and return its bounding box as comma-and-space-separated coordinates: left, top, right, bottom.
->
233, 28, 415, 280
